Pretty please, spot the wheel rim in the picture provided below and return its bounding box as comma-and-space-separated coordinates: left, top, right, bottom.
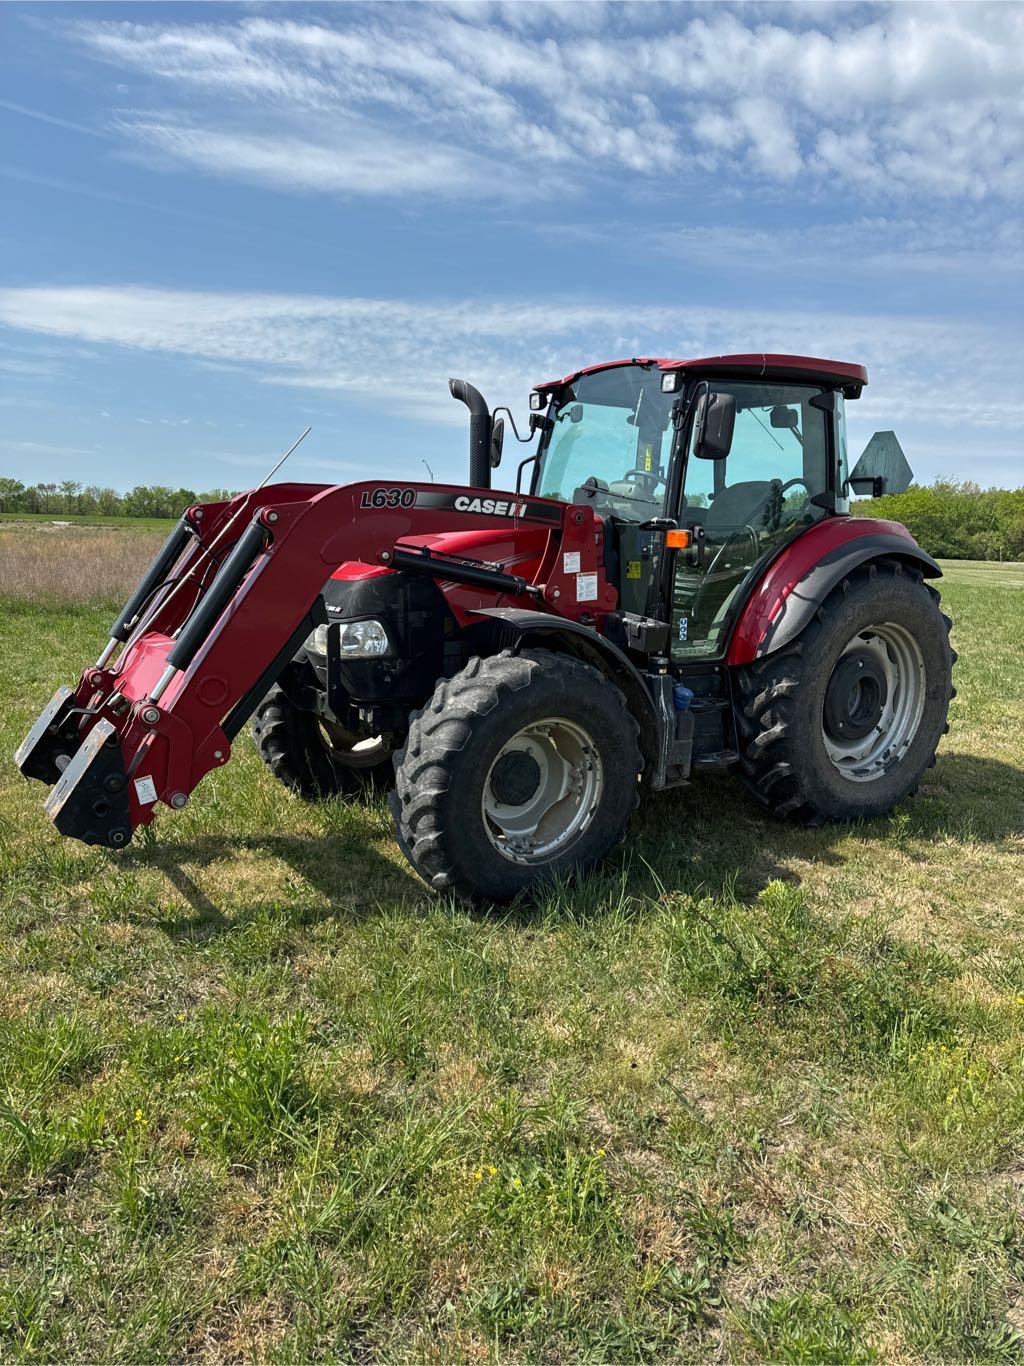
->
482, 717, 603, 864
821, 622, 926, 783
320, 721, 388, 770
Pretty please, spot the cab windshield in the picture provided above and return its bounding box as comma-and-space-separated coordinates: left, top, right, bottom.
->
535, 364, 675, 522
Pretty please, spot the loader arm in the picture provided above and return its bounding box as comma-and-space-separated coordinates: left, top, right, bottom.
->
16, 481, 612, 849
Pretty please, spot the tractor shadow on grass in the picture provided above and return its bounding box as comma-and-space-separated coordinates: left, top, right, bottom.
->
126, 750, 1024, 941
627, 748, 1023, 912
125, 826, 424, 944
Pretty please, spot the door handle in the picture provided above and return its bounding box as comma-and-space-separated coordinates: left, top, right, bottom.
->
687, 526, 706, 568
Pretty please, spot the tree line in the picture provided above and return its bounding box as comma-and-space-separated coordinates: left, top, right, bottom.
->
2, 474, 1024, 560
852, 480, 1024, 561
0, 479, 236, 520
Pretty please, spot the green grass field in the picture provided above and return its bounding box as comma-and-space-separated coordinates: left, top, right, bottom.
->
0, 513, 178, 533
1, 561, 1022, 1362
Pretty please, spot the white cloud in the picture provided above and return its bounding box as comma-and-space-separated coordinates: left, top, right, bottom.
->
0, 282, 1018, 475
67, 3, 1024, 201
122, 119, 491, 198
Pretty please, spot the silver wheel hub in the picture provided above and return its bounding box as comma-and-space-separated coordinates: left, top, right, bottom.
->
822, 622, 926, 783
482, 718, 603, 864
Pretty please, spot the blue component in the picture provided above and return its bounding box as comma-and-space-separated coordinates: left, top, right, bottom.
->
672, 684, 694, 712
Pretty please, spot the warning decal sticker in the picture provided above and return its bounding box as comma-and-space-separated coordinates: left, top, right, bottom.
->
576, 573, 598, 602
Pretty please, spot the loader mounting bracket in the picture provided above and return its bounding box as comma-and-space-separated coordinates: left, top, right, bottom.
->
44, 719, 132, 848
14, 685, 80, 785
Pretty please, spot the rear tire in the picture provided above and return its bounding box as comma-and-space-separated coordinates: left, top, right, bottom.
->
734, 559, 955, 824
251, 684, 393, 800
390, 649, 642, 903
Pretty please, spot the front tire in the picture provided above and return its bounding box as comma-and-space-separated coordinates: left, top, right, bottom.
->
251, 684, 393, 800
390, 649, 642, 903
734, 559, 955, 824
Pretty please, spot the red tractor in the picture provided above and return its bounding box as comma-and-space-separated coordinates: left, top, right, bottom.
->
17, 354, 954, 902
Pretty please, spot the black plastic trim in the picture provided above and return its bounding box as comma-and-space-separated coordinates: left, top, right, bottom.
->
757, 534, 942, 658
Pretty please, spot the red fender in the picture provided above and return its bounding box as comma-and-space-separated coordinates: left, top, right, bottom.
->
725, 517, 940, 666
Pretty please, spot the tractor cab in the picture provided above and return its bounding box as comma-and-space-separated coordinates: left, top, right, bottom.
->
529, 356, 871, 659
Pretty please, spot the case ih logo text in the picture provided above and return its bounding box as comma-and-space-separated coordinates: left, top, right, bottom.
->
454, 496, 528, 516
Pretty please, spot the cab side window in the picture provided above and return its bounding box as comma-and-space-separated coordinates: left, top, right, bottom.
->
672, 382, 831, 659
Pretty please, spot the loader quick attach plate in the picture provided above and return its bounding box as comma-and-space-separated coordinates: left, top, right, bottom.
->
44, 719, 132, 849
14, 685, 79, 785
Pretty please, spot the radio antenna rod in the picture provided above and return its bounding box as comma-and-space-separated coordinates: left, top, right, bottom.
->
257, 425, 312, 489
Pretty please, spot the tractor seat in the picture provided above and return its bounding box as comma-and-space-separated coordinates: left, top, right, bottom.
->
704, 481, 775, 533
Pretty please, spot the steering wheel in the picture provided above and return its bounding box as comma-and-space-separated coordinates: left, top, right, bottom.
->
775, 477, 814, 523
622, 468, 667, 494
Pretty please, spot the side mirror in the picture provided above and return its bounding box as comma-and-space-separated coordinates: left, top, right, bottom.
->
848, 430, 913, 497
694, 392, 736, 460
490, 416, 504, 467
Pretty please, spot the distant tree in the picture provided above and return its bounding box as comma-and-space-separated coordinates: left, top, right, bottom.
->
35, 482, 60, 513
59, 479, 82, 514
123, 485, 177, 518
0, 477, 26, 511
855, 479, 1024, 561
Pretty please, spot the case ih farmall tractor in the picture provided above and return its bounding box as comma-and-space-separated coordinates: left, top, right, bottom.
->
17, 354, 954, 902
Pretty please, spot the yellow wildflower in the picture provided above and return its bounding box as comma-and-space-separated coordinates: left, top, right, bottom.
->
596, 1147, 606, 1157
488, 1165, 497, 1175
176, 1012, 185, 1021
134, 1108, 144, 1122
472, 1170, 482, 1180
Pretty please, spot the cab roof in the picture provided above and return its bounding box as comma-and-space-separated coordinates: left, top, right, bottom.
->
535, 353, 868, 398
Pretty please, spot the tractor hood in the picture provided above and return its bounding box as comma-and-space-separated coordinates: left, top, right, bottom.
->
328, 522, 550, 589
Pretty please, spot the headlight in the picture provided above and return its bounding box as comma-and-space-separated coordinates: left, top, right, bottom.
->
338, 620, 390, 657
305, 619, 390, 659
305, 623, 330, 656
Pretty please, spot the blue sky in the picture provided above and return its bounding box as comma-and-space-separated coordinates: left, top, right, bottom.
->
0, 0, 1021, 495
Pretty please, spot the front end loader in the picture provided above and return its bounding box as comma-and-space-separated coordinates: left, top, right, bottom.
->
17, 354, 955, 902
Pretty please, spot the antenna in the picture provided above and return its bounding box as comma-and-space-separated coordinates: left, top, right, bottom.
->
257, 426, 311, 489
421, 459, 434, 483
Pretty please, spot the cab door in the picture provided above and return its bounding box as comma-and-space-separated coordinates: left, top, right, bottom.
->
671, 381, 833, 661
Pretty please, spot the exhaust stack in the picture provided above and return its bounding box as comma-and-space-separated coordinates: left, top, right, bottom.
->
449, 377, 492, 489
